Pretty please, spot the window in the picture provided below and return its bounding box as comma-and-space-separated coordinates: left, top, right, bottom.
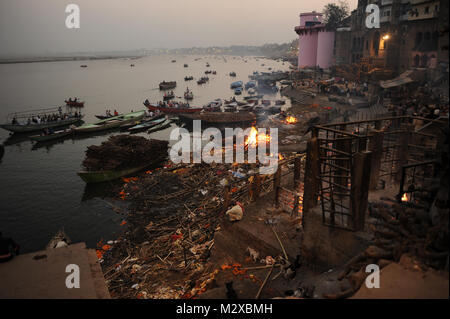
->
415, 32, 423, 49
424, 6, 429, 14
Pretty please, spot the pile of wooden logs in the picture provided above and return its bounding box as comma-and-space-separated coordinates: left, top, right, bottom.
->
82, 135, 168, 171
324, 202, 448, 299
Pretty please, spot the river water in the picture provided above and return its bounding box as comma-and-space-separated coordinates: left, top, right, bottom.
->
0, 55, 290, 253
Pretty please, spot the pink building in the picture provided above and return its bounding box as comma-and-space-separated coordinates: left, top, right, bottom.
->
295, 12, 335, 69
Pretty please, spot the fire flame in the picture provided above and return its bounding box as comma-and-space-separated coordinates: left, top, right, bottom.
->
401, 193, 408, 202
245, 126, 271, 147
285, 116, 298, 124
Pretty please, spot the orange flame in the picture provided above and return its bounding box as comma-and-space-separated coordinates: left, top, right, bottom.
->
285, 116, 298, 124
401, 193, 408, 202
245, 127, 271, 147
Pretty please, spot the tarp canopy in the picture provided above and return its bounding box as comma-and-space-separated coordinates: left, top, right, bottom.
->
378, 69, 427, 89
379, 70, 414, 89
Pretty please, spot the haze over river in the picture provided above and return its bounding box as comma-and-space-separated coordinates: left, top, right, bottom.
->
0, 55, 290, 253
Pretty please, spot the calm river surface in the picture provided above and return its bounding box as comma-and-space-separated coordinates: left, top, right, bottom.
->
0, 55, 290, 253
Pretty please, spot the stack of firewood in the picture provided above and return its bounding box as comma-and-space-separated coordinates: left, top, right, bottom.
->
324, 202, 448, 299
82, 135, 168, 171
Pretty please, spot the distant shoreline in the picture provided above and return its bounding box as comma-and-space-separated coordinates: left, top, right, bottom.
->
0, 55, 143, 65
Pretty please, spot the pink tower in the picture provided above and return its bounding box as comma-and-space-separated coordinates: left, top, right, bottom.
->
295, 12, 335, 69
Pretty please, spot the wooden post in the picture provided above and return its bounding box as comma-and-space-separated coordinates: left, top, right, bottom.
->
294, 156, 302, 190
368, 130, 384, 190
302, 137, 320, 213
252, 175, 261, 201
292, 194, 300, 218
351, 151, 372, 231
274, 165, 282, 207
395, 124, 413, 182
334, 136, 352, 197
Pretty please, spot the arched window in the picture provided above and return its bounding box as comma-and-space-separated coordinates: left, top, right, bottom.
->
432, 31, 439, 50
420, 54, 428, 67
373, 32, 380, 56
414, 54, 420, 67
415, 32, 423, 49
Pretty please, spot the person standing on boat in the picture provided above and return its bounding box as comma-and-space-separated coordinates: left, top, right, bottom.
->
0, 232, 20, 263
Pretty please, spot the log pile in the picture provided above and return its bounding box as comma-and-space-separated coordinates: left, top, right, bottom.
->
324, 202, 449, 299
82, 135, 168, 171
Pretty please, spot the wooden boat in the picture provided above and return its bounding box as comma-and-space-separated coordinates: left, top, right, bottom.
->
184, 90, 194, 100
75, 110, 145, 133
147, 121, 171, 134
95, 114, 117, 120
245, 81, 256, 89
230, 81, 243, 89
224, 103, 238, 112
30, 128, 74, 142
128, 117, 166, 133
184, 64, 188, 67
163, 92, 175, 101
237, 103, 256, 112
203, 99, 222, 112
0, 113, 83, 133
244, 94, 263, 100
178, 112, 256, 126
144, 101, 202, 114
78, 163, 155, 183
65, 100, 84, 107
229, 72, 236, 77
159, 81, 177, 90
184, 76, 194, 81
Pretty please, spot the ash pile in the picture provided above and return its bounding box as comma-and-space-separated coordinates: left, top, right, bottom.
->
82, 135, 168, 171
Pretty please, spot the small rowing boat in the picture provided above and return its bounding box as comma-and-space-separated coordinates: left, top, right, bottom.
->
75, 110, 145, 133
178, 112, 256, 126
78, 163, 154, 183
65, 99, 84, 107
128, 117, 166, 133
0, 107, 83, 133
147, 120, 171, 134
159, 81, 177, 90
144, 101, 202, 114
30, 128, 74, 142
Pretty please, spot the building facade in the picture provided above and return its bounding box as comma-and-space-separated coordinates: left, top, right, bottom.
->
295, 12, 336, 69
333, 0, 448, 74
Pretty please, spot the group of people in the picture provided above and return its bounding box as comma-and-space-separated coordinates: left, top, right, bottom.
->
105, 109, 119, 117
11, 110, 81, 126
383, 84, 448, 120
144, 109, 160, 118
153, 100, 190, 108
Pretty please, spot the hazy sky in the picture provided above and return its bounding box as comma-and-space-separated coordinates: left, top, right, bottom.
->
0, 0, 357, 56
